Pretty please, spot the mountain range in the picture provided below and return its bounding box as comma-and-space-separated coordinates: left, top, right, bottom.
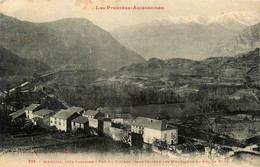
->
111, 12, 260, 60
153, 12, 259, 26
0, 14, 144, 71
115, 48, 260, 87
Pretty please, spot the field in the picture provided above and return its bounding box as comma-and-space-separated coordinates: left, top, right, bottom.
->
109, 103, 201, 119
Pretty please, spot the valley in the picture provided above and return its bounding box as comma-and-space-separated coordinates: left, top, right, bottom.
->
0, 11, 259, 165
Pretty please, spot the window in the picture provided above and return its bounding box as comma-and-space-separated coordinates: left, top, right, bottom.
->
164, 133, 167, 140
50, 120, 53, 124
171, 132, 175, 139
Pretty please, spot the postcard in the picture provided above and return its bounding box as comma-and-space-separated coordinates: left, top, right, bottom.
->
0, 0, 259, 167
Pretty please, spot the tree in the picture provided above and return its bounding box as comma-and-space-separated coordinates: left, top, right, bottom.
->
198, 99, 226, 157
153, 139, 168, 152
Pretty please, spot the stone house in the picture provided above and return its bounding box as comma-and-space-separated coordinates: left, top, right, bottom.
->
50, 109, 79, 132
83, 110, 104, 119
131, 117, 178, 145
25, 104, 41, 119
9, 108, 26, 122
82, 110, 105, 129
32, 109, 55, 126
71, 116, 89, 132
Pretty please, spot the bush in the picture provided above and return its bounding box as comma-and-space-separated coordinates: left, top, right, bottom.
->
153, 139, 168, 151
74, 128, 87, 135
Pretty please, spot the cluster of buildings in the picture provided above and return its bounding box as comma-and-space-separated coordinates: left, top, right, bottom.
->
9, 103, 178, 146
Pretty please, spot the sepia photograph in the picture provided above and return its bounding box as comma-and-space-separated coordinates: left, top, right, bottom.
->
0, 0, 259, 166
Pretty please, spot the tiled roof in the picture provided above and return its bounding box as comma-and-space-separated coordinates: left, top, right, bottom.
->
97, 117, 111, 121
133, 117, 177, 131
9, 108, 25, 119
84, 110, 100, 116
71, 116, 88, 124
67, 106, 85, 113
25, 104, 41, 111
53, 109, 78, 119
114, 114, 134, 119
33, 109, 55, 117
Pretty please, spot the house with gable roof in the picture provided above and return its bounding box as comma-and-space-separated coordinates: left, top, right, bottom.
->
131, 117, 178, 145
82, 110, 105, 129
71, 116, 89, 132
66, 106, 85, 115
9, 108, 26, 122
32, 109, 55, 126
83, 110, 104, 119
50, 108, 80, 132
25, 104, 42, 119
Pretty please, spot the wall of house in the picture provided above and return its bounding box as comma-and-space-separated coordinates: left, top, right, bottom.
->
25, 110, 29, 118
71, 122, 88, 131
98, 120, 104, 133
67, 114, 79, 131
131, 125, 144, 134
143, 128, 161, 144
57, 118, 67, 131
161, 129, 178, 145
50, 117, 55, 127
72, 122, 79, 131
112, 118, 124, 124
63, 120, 67, 131
89, 119, 98, 129
103, 121, 112, 136
50, 117, 67, 132
29, 110, 35, 119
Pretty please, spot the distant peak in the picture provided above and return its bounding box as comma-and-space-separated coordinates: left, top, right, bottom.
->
153, 15, 207, 25
153, 12, 260, 26
207, 12, 260, 26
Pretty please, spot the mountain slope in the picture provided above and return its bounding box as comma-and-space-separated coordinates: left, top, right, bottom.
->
115, 48, 260, 86
0, 14, 144, 70
219, 23, 260, 57
111, 12, 259, 60
0, 46, 50, 77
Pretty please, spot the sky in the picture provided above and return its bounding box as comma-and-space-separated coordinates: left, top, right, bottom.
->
0, 0, 259, 30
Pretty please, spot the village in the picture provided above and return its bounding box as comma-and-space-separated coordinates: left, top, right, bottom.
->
2, 98, 257, 161
0, 74, 258, 162
8, 102, 178, 151
0, 70, 259, 164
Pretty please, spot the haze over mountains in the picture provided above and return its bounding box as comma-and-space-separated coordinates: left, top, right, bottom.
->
0, 14, 144, 71
111, 12, 260, 60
